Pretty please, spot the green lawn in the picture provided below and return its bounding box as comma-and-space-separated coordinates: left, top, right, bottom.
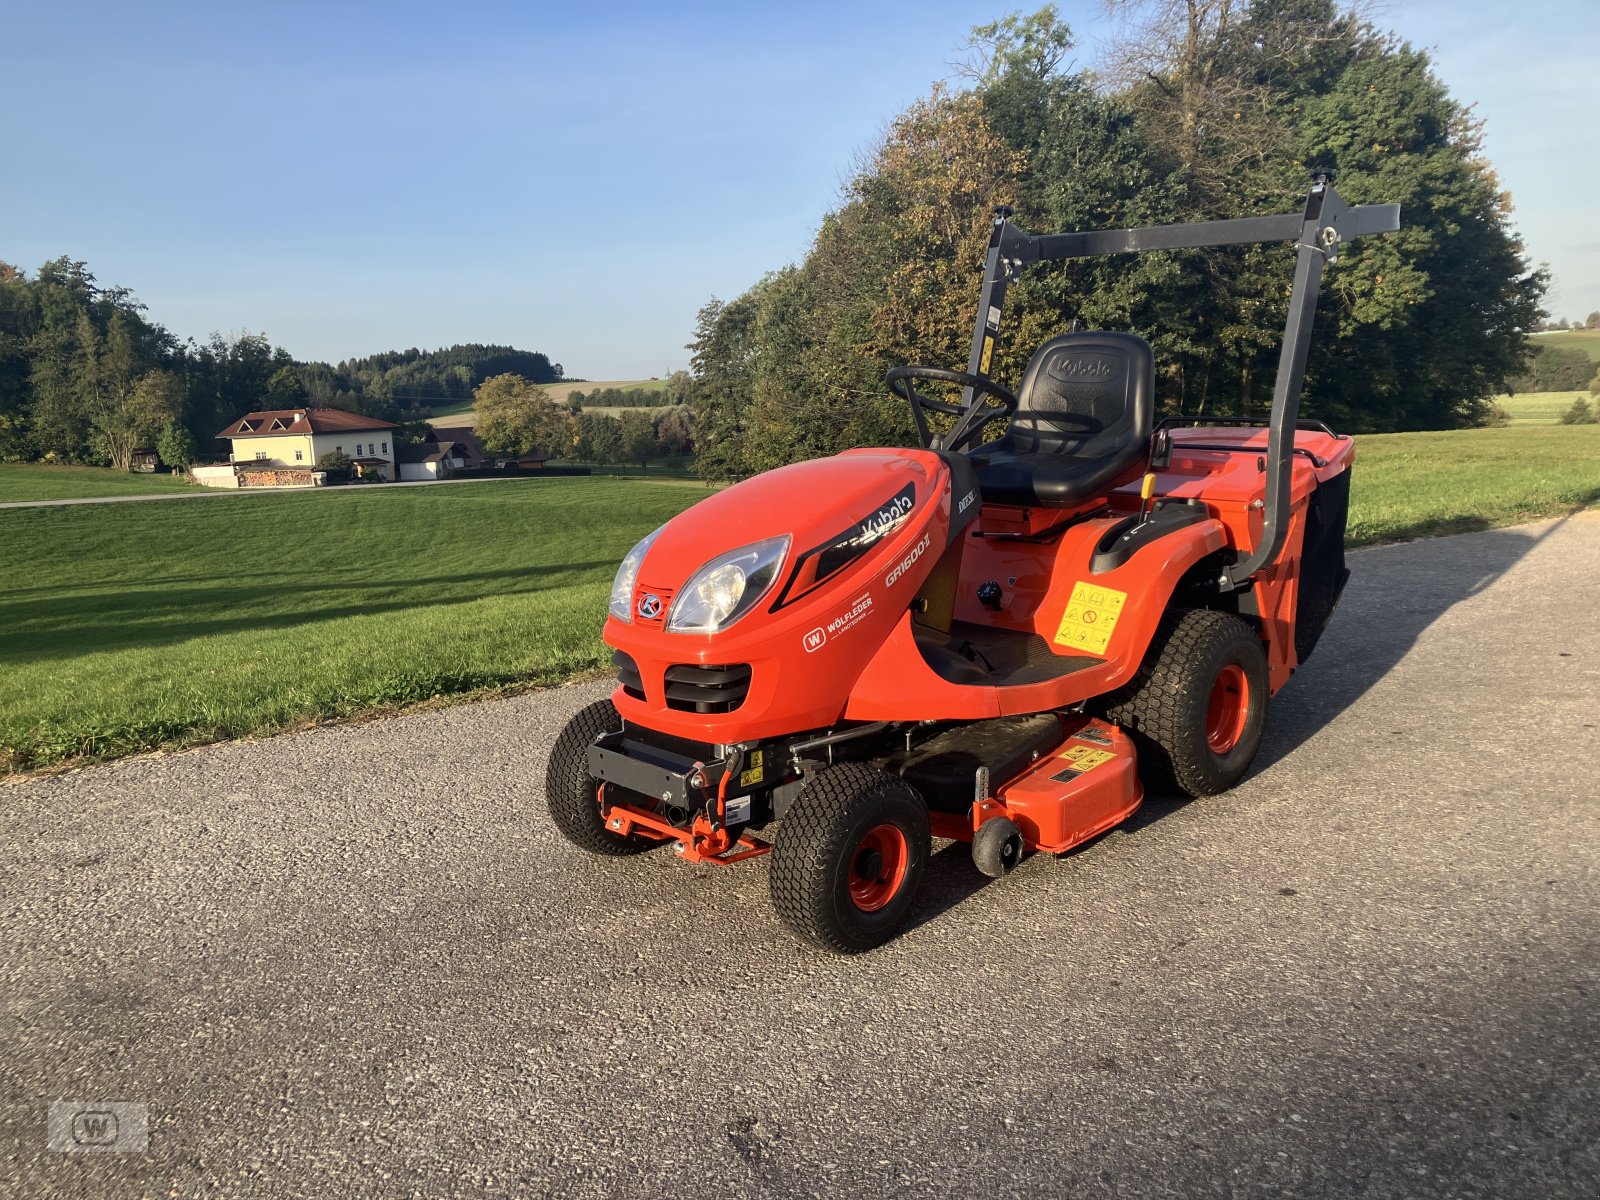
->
1532, 329, 1600, 362
4, 426, 1598, 773
0, 463, 197, 503
1347, 425, 1600, 544
0, 477, 702, 772
1497, 391, 1589, 425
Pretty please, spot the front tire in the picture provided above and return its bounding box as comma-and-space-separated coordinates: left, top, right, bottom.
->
1099, 608, 1269, 798
544, 698, 657, 856
769, 764, 930, 954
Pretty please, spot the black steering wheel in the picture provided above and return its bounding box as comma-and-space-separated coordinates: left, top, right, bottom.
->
885, 366, 1018, 453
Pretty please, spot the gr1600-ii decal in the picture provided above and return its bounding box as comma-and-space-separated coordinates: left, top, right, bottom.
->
770, 483, 915, 610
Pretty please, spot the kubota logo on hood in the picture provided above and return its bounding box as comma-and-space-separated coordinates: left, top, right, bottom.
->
636, 593, 662, 620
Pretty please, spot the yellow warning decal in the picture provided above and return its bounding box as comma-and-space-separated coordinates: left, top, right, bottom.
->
1052, 582, 1128, 656
979, 335, 995, 374
1059, 745, 1116, 773
739, 750, 765, 788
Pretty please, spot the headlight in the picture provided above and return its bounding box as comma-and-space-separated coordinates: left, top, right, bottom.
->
608, 526, 664, 623
667, 535, 790, 634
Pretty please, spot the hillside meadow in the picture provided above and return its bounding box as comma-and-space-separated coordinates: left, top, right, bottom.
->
427, 379, 664, 426
3, 424, 1598, 772
1532, 328, 1600, 362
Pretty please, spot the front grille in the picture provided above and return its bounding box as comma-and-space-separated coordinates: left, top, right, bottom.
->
612, 648, 645, 700
663, 663, 752, 714
633, 584, 674, 627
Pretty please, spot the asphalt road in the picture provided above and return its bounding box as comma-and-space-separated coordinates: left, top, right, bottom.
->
4, 516, 1598, 1198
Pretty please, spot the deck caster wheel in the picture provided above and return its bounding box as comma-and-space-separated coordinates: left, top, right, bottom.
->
769, 764, 930, 954
971, 816, 1024, 878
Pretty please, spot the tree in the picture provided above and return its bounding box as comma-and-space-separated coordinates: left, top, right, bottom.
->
474, 372, 567, 458
619, 410, 658, 471
1559, 397, 1595, 425
1510, 344, 1593, 392
652, 404, 695, 457
1587, 312, 1600, 330
156, 421, 198, 469
316, 450, 353, 480
91, 369, 182, 471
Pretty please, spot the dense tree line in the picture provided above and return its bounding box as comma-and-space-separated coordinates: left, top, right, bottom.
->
1509, 344, 1595, 393
0, 258, 564, 467
690, 2, 1547, 481
475, 374, 694, 470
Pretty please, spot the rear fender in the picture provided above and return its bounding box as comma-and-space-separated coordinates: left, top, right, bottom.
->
845, 515, 1227, 721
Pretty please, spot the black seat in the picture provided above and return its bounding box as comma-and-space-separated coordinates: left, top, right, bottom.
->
968, 331, 1154, 508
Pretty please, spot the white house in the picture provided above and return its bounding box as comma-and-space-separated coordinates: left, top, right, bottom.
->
217, 408, 400, 481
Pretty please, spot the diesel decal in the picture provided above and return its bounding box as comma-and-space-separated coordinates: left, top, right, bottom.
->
885, 533, 932, 589
957, 488, 976, 514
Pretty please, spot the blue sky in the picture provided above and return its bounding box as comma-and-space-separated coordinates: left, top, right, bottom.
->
1, 1, 1593, 378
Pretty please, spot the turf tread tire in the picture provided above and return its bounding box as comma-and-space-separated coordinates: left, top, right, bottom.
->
544, 698, 656, 856
769, 764, 930, 955
1098, 608, 1268, 798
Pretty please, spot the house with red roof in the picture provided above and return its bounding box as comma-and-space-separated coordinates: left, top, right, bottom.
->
217, 408, 400, 482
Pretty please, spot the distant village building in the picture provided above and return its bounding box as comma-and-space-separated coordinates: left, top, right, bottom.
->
215, 408, 399, 485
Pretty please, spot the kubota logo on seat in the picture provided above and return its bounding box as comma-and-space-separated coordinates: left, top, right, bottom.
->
636, 593, 662, 620
884, 533, 932, 589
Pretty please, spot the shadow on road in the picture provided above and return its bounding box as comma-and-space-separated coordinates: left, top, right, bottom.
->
1116, 513, 1577, 836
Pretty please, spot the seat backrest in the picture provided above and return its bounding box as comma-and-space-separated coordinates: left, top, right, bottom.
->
1003, 331, 1154, 459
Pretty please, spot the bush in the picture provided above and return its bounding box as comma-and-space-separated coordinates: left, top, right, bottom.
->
1588, 369, 1600, 397
316, 450, 353, 481
156, 422, 198, 470
1559, 398, 1596, 425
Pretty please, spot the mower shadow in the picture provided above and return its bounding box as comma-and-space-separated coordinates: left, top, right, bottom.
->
1117, 514, 1568, 836
901, 517, 1571, 932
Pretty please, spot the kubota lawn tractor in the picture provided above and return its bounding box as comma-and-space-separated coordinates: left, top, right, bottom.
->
545, 175, 1400, 953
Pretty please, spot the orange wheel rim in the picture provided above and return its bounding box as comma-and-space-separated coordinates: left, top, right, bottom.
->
1206, 663, 1250, 754
848, 823, 908, 913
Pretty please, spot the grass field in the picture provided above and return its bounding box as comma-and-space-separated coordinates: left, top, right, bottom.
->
1346, 426, 1600, 543
1496, 391, 1590, 425
427, 379, 664, 426
0, 464, 196, 503
1532, 329, 1600, 362
4, 426, 1598, 773
0, 477, 703, 773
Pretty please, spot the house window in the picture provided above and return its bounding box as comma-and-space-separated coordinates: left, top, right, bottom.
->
254, 451, 267, 461
381, 441, 388, 454
294, 450, 303, 462
355, 443, 364, 456
336, 445, 343, 454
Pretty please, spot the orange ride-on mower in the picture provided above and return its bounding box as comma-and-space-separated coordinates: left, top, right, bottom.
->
546, 175, 1400, 953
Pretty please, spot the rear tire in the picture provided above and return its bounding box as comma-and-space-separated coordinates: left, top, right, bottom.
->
1098, 608, 1268, 798
544, 698, 657, 856
769, 764, 930, 954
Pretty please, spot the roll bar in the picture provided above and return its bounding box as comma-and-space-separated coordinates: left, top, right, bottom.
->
956, 174, 1400, 590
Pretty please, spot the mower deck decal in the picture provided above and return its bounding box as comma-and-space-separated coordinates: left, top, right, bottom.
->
1052, 583, 1128, 656
1051, 746, 1117, 781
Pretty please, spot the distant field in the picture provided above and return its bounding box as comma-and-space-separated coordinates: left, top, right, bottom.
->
427, 379, 664, 426
6, 424, 1597, 773
1533, 329, 1600, 362
1348, 425, 1600, 544
1496, 390, 1590, 425
0, 464, 196, 504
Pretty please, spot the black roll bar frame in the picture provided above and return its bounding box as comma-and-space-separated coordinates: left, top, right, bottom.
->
947, 174, 1399, 590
